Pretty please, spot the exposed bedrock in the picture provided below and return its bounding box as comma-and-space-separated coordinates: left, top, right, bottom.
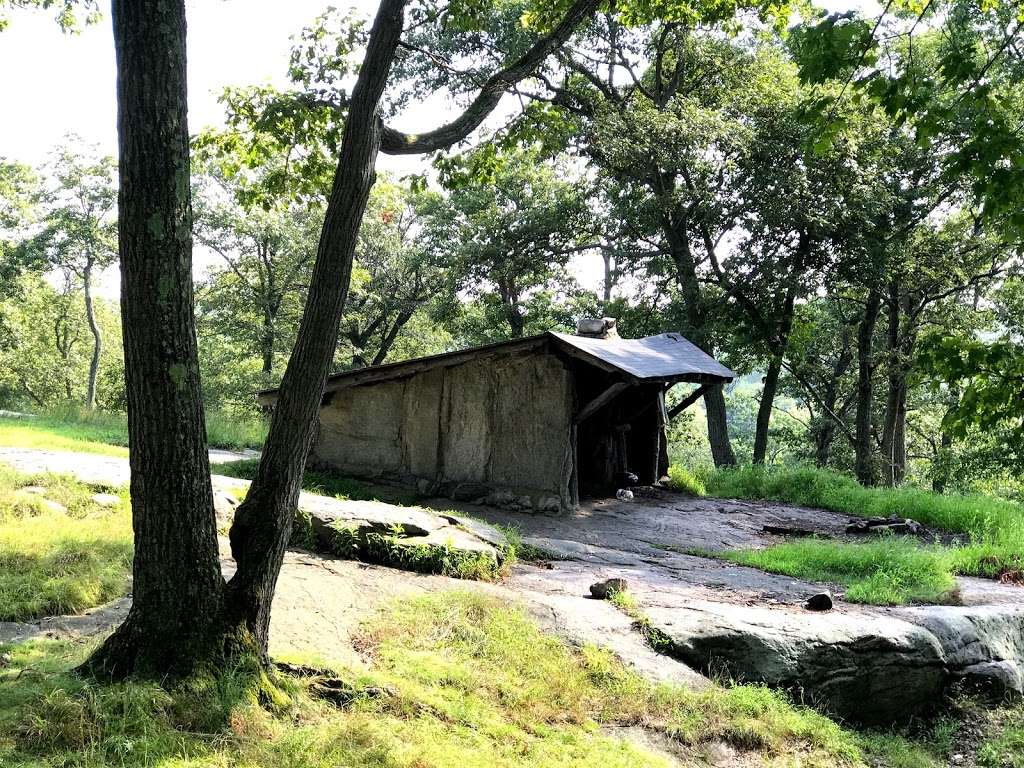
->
643, 598, 1024, 725
896, 602, 1024, 701
645, 599, 947, 725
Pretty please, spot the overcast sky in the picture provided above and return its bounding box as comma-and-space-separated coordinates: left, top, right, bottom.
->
0, 0, 876, 296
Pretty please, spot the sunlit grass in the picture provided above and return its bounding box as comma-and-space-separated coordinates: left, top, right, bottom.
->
0, 406, 267, 454
0, 592, 945, 767
679, 465, 1024, 604
0, 464, 131, 621
714, 537, 959, 605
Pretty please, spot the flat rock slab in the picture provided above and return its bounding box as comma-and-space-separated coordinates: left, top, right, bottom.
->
0, 447, 254, 488
433, 491, 1024, 724
294, 492, 508, 574
4, 447, 1022, 724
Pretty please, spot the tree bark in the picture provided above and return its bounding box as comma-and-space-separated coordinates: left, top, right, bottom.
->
83, 0, 223, 680
854, 288, 881, 486
260, 304, 275, 377
660, 206, 735, 467
83, 257, 102, 409
224, 0, 407, 656
703, 384, 736, 467
752, 354, 782, 465
880, 284, 915, 486
752, 286, 796, 465
601, 250, 614, 303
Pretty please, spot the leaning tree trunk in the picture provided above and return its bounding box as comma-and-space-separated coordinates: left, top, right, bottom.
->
83, 0, 224, 680
854, 288, 881, 486
83, 257, 102, 409
371, 308, 414, 366
225, 0, 407, 656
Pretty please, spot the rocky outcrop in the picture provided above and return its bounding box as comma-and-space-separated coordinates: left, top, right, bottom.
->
294, 494, 509, 579
896, 603, 1024, 700
645, 599, 948, 725
633, 597, 1024, 725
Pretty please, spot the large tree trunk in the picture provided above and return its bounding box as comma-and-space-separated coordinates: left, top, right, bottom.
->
83, 0, 224, 680
704, 384, 736, 467
752, 353, 782, 465
881, 286, 915, 487
660, 207, 735, 467
224, 0, 407, 656
83, 257, 102, 409
854, 289, 881, 486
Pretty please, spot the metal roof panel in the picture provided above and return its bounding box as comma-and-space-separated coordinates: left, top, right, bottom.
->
550, 331, 735, 381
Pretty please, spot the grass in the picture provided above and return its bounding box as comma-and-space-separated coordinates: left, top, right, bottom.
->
713, 538, 959, 605
977, 705, 1024, 767
0, 464, 132, 621
700, 465, 1024, 548
676, 465, 1024, 605
0, 591, 948, 767
0, 405, 267, 453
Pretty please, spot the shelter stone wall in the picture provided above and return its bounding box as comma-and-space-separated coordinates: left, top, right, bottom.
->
309, 350, 575, 511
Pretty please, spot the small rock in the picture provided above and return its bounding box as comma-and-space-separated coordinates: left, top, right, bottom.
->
805, 592, 834, 612
951, 754, 965, 765
91, 492, 122, 507
0, 652, 12, 667
615, 489, 634, 502
536, 496, 561, 513
15, 487, 67, 514
590, 578, 628, 600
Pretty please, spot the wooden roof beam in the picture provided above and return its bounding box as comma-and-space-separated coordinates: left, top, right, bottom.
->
666, 383, 714, 421
574, 381, 631, 424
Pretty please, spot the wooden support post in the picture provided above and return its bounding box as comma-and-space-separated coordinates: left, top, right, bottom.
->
667, 383, 714, 421
574, 381, 630, 424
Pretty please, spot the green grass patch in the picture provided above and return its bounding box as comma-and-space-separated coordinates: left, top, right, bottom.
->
977, 703, 1024, 767
0, 465, 132, 621
714, 538, 959, 605
681, 465, 1024, 604
0, 592, 945, 767
666, 465, 707, 496
700, 465, 1024, 546
0, 406, 267, 454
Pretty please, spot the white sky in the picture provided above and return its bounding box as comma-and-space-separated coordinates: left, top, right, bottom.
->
0, 0, 874, 298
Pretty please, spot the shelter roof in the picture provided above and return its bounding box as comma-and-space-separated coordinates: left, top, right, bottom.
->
256, 331, 734, 405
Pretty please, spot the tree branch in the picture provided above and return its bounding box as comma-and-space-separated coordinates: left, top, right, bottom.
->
379, 0, 600, 154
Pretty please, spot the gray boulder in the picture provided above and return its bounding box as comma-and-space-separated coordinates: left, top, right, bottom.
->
645, 599, 947, 724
